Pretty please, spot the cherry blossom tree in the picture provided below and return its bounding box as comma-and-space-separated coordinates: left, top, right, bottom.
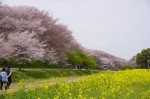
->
43, 48, 59, 69
0, 31, 46, 69
0, 4, 83, 68
83, 48, 128, 70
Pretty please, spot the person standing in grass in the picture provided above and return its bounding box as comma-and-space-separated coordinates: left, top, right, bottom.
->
0, 68, 9, 90
5, 66, 12, 89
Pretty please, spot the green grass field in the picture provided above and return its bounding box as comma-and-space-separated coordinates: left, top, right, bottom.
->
1, 69, 150, 99
11, 69, 98, 82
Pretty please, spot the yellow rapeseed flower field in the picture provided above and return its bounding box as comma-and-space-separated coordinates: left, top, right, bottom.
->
3, 69, 150, 99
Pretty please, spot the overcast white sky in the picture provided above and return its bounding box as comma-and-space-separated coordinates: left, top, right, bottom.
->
3, 0, 150, 60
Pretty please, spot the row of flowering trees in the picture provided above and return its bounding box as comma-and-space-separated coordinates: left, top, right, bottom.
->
0, 4, 128, 70
0, 4, 83, 69
83, 48, 128, 70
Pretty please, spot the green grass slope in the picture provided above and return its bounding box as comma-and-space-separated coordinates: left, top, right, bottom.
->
11, 69, 100, 83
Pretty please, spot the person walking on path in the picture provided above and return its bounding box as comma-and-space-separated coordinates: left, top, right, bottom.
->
0, 68, 9, 90
5, 66, 12, 89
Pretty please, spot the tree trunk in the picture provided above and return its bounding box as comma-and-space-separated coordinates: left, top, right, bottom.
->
44, 60, 48, 70
19, 65, 22, 70
79, 65, 82, 70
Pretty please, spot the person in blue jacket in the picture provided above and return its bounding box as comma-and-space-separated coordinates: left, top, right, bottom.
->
0, 68, 10, 90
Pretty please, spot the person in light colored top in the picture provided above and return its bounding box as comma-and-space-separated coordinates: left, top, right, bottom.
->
0, 68, 10, 90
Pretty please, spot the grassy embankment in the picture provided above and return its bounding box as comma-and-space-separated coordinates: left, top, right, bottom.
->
11, 69, 100, 83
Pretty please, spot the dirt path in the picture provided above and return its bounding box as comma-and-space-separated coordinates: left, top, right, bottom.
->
0, 77, 80, 94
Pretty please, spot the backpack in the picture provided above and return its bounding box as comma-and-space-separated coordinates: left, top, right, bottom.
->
0, 74, 2, 82
6, 68, 10, 75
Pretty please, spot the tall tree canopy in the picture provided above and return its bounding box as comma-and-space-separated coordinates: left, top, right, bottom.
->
0, 4, 81, 67
136, 48, 150, 68
66, 50, 97, 70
